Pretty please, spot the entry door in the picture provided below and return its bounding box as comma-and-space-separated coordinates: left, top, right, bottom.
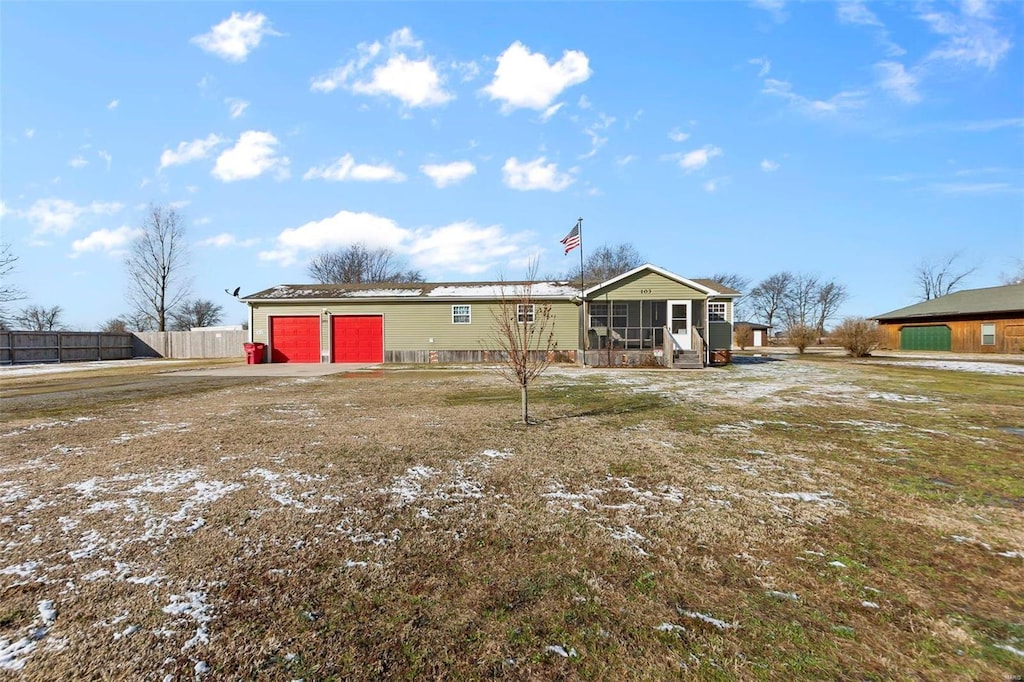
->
667, 300, 691, 350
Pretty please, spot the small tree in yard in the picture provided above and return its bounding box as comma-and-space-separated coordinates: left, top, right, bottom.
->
832, 317, 881, 357
786, 323, 819, 354
734, 323, 754, 350
491, 262, 558, 425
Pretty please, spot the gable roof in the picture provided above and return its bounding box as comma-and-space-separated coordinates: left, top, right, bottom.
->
583, 263, 741, 297
242, 280, 579, 302
873, 283, 1024, 320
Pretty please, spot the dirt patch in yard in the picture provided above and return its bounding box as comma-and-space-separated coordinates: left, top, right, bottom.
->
1, 359, 1021, 679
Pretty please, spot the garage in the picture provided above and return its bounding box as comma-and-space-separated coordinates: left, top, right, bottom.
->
269, 316, 321, 363
900, 325, 951, 351
331, 315, 383, 363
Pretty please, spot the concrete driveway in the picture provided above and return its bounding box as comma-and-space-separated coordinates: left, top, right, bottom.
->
168, 363, 379, 377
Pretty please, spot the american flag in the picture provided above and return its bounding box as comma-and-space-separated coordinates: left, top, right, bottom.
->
560, 223, 581, 254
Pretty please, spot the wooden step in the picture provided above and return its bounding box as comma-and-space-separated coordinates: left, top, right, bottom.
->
672, 350, 703, 369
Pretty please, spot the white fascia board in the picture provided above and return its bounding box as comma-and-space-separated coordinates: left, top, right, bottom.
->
583, 263, 719, 297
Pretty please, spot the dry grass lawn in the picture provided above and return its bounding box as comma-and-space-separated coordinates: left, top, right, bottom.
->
1, 356, 1022, 680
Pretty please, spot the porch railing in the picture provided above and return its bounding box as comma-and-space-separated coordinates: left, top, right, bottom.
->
587, 326, 664, 350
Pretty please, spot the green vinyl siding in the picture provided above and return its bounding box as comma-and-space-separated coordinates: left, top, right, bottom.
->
588, 271, 706, 300
900, 325, 952, 351
251, 300, 580, 355
707, 321, 733, 350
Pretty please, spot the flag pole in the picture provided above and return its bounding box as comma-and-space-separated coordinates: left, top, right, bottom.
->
577, 217, 585, 366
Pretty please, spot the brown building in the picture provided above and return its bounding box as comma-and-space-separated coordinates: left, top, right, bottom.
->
873, 283, 1024, 353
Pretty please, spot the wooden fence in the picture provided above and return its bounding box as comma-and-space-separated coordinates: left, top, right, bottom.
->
132, 330, 247, 359
0, 331, 134, 365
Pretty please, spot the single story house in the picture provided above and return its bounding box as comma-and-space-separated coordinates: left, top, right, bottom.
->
733, 321, 771, 348
872, 283, 1024, 353
241, 263, 740, 368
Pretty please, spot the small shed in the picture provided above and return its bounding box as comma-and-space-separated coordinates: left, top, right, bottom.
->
733, 321, 771, 348
872, 283, 1024, 353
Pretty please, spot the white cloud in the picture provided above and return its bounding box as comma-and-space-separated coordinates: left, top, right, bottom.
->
0, 201, 7, 218
350, 53, 452, 107
483, 41, 591, 112
185, 185, 199, 194
311, 28, 452, 108
502, 157, 575, 191
259, 210, 411, 265
540, 102, 565, 122
703, 179, 719, 193
674, 145, 723, 173
760, 159, 780, 172
668, 129, 691, 143
226, 98, 250, 118
198, 233, 259, 248
406, 221, 524, 273
107, 99, 119, 110
98, 150, 112, 171
69, 156, 88, 168
451, 60, 480, 82
303, 154, 406, 182
837, 1, 881, 26
21, 198, 123, 236
70, 226, 142, 257
580, 114, 615, 159
578, 95, 592, 109
919, 3, 1011, 70
748, 57, 771, 77
168, 200, 191, 209
191, 11, 281, 63
212, 131, 290, 182
159, 134, 225, 169
615, 155, 637, 166
876, 61, 921, 104
420, 161, 476, 188
260, 209, 532, 274
762, 78, 867, 115
751, 0, 787, 21
24, 128, 35, 139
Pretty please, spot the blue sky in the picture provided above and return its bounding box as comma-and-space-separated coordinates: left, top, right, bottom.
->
1, 1, 1022, 329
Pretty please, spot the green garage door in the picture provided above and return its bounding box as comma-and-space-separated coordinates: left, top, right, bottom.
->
900, 325, 951, 351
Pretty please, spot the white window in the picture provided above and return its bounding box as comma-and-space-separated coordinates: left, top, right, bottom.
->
981, 323, 996, 346
452, 305, 471, 324
708, 302, 727, 322
517, 304, 535, 324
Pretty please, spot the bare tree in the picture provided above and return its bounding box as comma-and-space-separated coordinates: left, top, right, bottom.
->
1000, 258, 1024, 285
100, 318, 128, 333
125, 205, 191, 331
914, 252, 976, 301
0, 243, 25, 320
567, 243, 644, 283
782, 273, 820, 329
307, 243, 423, 284
124, 310, 155, 332
491, 261, 559, 424
14, 305, 65, 331
170, 298, 224, 330
813, 279, 848, 336
747, 272, 793, 330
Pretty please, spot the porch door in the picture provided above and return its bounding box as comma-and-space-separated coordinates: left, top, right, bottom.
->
667, 300, 691, 350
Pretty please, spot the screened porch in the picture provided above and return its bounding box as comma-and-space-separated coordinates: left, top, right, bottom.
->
586, 300, 710, 350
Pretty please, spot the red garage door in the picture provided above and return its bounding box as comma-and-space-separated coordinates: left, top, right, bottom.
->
270, 316, 320, 363
332, 315, 383, 363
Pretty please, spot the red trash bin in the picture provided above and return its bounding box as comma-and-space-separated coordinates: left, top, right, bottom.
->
244, 342, 265, 364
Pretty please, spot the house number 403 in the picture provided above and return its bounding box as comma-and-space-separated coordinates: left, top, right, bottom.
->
639, 288, 652, 294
